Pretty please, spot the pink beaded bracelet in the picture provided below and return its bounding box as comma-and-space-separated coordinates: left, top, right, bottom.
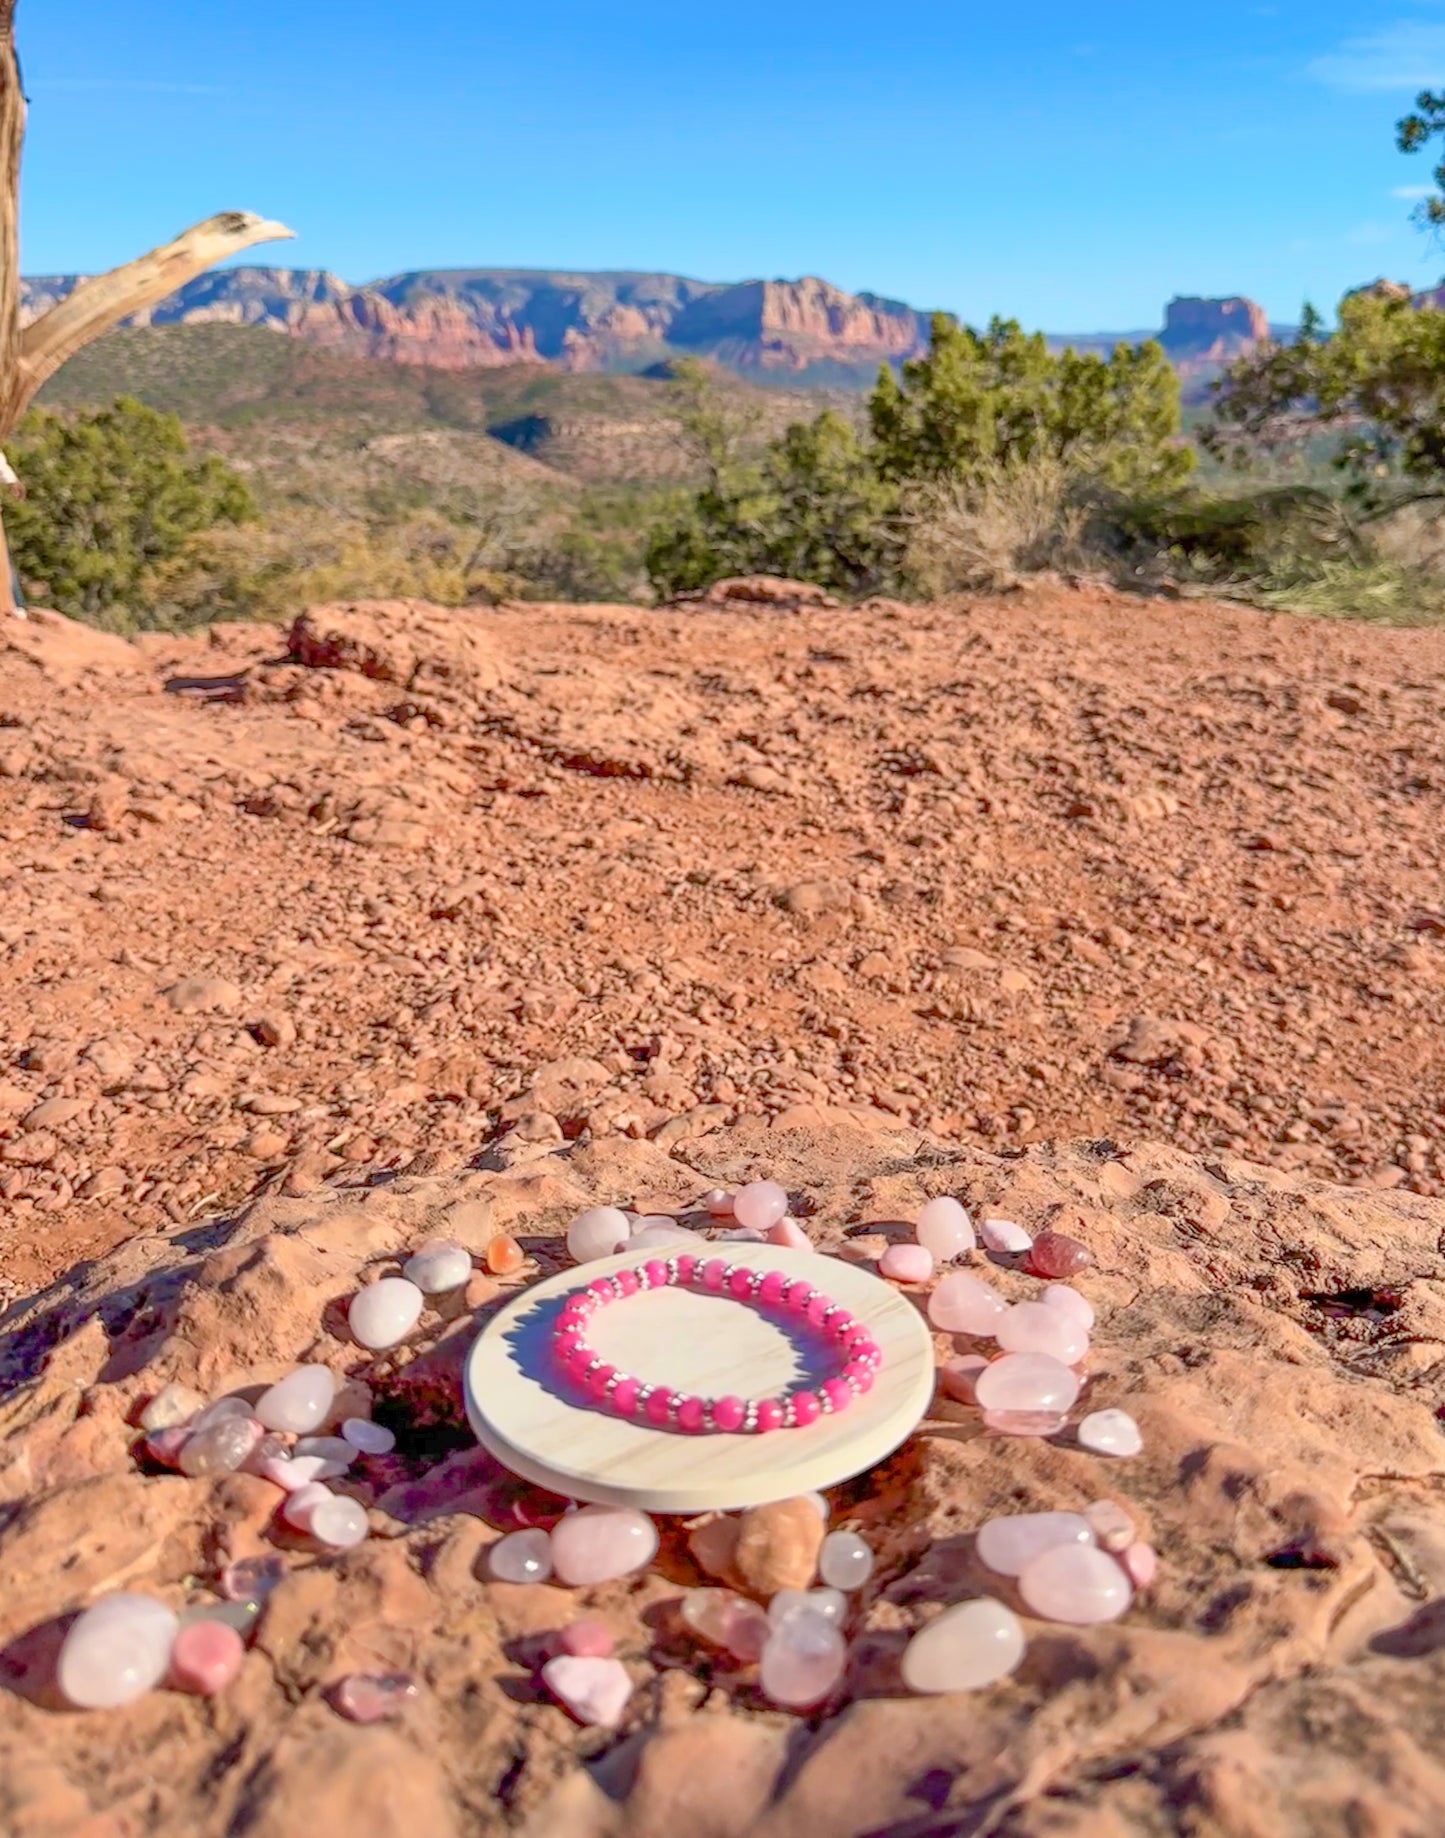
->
551, 1254, 882, 1434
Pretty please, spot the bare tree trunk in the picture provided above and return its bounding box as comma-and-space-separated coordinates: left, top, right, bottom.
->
0, 0, 22, 617
0, 2, 292, 615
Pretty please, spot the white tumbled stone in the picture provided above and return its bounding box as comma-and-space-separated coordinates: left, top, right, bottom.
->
567, 1207, 631, 1263
402, 1239, 472, 1293
348, 1277, 424, 1351
58, 1594, 179, 1709
255, 1365, 336, 1434
1078, 1408, 1143, 1457
901, 1597, 1025, 1693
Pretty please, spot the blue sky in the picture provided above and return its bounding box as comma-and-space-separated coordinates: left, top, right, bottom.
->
16, 1, 1445, 329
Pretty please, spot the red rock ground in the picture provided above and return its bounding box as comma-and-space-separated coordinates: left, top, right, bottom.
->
3, 584, 1445, 1301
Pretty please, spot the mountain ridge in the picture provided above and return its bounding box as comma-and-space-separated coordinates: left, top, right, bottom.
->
18, 267, 1281, 387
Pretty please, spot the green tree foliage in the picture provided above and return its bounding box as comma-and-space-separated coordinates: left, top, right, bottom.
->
1207, 286, 1445, 507
648, 317, 1192, 599
870, 313, 1192, 492
6, 396, 254, 619
1397, 91, 1445, 227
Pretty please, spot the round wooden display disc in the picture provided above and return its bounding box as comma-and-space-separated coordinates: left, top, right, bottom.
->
463, 1241, 936, 1512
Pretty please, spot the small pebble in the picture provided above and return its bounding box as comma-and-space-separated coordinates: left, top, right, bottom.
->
487, 1233, 524, 1275
178, 1415, 265, 1478
334, 1671, 420, 1724
703, 1189, 735, 1217
348, 1277, 424, 1351
1041, 1283, 1095, 1330
402, 1239, 472, 1293
977, 1511, 1095, 1577
186, 1397, 254, 1435
1120, 1541, 1158, 1589
767, 1216, 813, 1251
900, 1597, 1025, 1693
255, 1365, 336, 1434
880, 1242, 934, 1283
220, 1555, 288, 1603
542, 1654, 634, 1728
915, 1196, 975, 1260
974, 1352, 1080, 1413
558, 1618, 614, 1658
1027, 1230, 1093, 1279
733, 1180, 789, 1232
928, 1271, 1008, 1336
1083, 1500, 1137, 1552
57, 1594, 178, 1709
981, 1408, 1069, 1437
310, 1495, 369, 1549
490, 1527, 554, 1583
550, 1505, 658, 1585
1018, 1542, 1132, 1624
759, 1606, 846, 1707
144, 1424, 192, 1469
818, 1529, 874, 1590
979, 1217, 1033, 1254
341, 1417, 396, 1456
567, 1207, 631, 1263
995, 1301, 1089, 1365
169, 1619, 245, 1695
769, 1586, 846, 1627
139, 1382, 205, 1433
1078, 1408, 1143, 1457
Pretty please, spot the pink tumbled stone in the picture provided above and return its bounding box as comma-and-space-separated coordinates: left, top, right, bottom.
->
169, 1619, 244, 1696
938, 1353, 989, 1403
1041, 1283, 1095, 1329
550, 1504, 658, 1585
995, 1301, 1089, 1364
1120, 1542, 1158, 1589
768, 1216, 812, 1251
928, 1271, 1008, 1336
733, 1180, 789, 1231
703, 1189, 735, 1217
334, 1671, 419, 1723
974, 1352, 1080, 1413
981, 1408, 1068, 1437
759, 1607, 846, 1708
977, 1511, 1095, 1577
559, 1618, 615, 1658
880, 1243, 934, 1283
542, 1654, 633, 1728
1018, 1543, 1133, 1624
915, 1196, 975, 1260
281, 1481, 332, 1531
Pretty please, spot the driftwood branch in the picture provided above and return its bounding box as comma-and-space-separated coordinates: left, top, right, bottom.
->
1, 210, 294, 435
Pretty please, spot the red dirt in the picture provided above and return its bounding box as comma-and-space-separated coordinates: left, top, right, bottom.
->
4, 585, 1445, 1292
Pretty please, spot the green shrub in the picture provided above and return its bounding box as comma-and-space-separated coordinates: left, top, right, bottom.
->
7, 396, 254, 622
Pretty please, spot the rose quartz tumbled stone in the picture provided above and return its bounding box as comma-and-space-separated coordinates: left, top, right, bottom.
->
348, 1277, 424, 1351
938, 1353, 989, 1404
1027, 1231, 1093, 1279
1018, 1542, 1133, 1624
979, 1217, 1033, 1255
733, 1180, 789, 1232
334, 1670, 420, 1723
759, 1607, 846, 1707
567, 1207, 631, 1263
57, 1594, 178, 1709
981, 1408, 1068, 1437
703, 1189, 735, 1217
255, 1365, 336, 1434
976, 1511, 1095, 1576
550, 1505, 658, 1585
1078, 1408, 1143, 1457
169, 1619, 244, 1696
767, 1216, 812, 1251
928, 1271, 1008, 1336
1120, 1542, 1158, 1589
901, 1597, 1025, 1693
1041, 1283, 1095, 1330
974, 1352, 1080, 1414
880, 1242, 934, 1283
1083, 1500, 1136, 1551
542, 1654, 633, 1728
558, 1618, 614, 1658
915, 1196, 975, 1260
995, 1301, 1089, 1364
